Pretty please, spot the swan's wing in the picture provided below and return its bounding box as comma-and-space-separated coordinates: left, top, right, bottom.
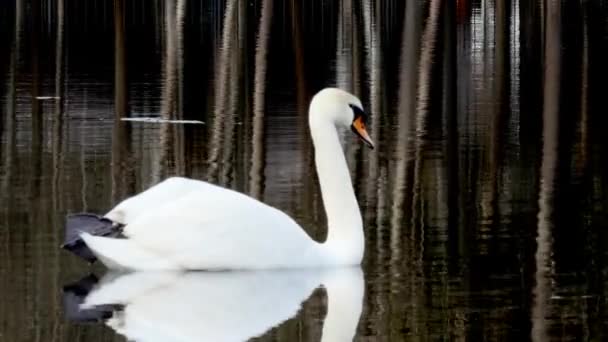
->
121, 185, 318, 269
105, 177, 214, 224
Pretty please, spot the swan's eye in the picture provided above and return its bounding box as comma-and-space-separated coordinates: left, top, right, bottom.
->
348, 104, 368, 125
349, 105, 374, 149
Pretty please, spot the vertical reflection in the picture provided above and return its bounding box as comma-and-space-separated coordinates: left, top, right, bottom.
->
112, 0, 133, 202
391, 0, 421, 262
411, 1, 442, 337
219, 0, 245, 186
173, 0, 187, 176
154, 0, 186, 182
336, 0, 354, 91
2, 0, 22, 266
54, 0, 65, 115
161, 0, 179, 120
30, 0, 42, 198
3, 0, 22, 199
388, 3, 422, 334
29, 2, 44, 335
290, 0, 308, 118
412, 0, 441, 246
207, 0, 239, 182
577, 5, 589, 174
481, 0, 511, 220
415, 0, 441, 123
289, 0, 318, 235
443, 0, 460, 260
360, 1, 387, 277
52, 0, 65, 211
361, 0, 382, 214
249, 0, 273, 200
114, 0, 128, 126
50, 0, 66, 316
335, 0, 360, 177
532, 0, 561, 340
442, 1, 462, 338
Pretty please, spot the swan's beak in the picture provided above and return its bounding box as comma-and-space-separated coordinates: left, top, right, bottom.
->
351, 116, 374, 149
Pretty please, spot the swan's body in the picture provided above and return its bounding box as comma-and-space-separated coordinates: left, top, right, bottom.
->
80, 268, 364, 342
78, 88, 374, 270
88, 177, 330, 269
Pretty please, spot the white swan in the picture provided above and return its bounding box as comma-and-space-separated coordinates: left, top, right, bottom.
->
78, 268, 364, 342
72, 88, 374, 270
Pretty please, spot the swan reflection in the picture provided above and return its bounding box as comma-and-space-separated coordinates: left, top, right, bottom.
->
68, 267, 363, 342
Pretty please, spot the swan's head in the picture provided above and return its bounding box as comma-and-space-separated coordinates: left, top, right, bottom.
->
309, 88, 374, 149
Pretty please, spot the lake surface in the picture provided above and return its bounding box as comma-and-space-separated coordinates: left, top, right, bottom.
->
1, 0, 608, 341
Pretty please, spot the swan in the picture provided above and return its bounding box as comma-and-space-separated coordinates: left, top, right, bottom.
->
66, 268, 364, 342
62, 88, 374, 270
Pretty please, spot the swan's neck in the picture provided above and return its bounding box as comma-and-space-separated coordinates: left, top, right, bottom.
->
311, 121, 364, 261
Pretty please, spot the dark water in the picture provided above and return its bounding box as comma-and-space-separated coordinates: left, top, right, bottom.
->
1, 0, 608, 341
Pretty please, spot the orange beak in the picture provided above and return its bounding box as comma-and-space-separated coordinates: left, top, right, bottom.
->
351, 116, 374, 149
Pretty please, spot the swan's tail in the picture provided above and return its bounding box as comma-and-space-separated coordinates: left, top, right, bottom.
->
62, 274, 121, 322
80, 233, 175, 270
61, 213, 123, 263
